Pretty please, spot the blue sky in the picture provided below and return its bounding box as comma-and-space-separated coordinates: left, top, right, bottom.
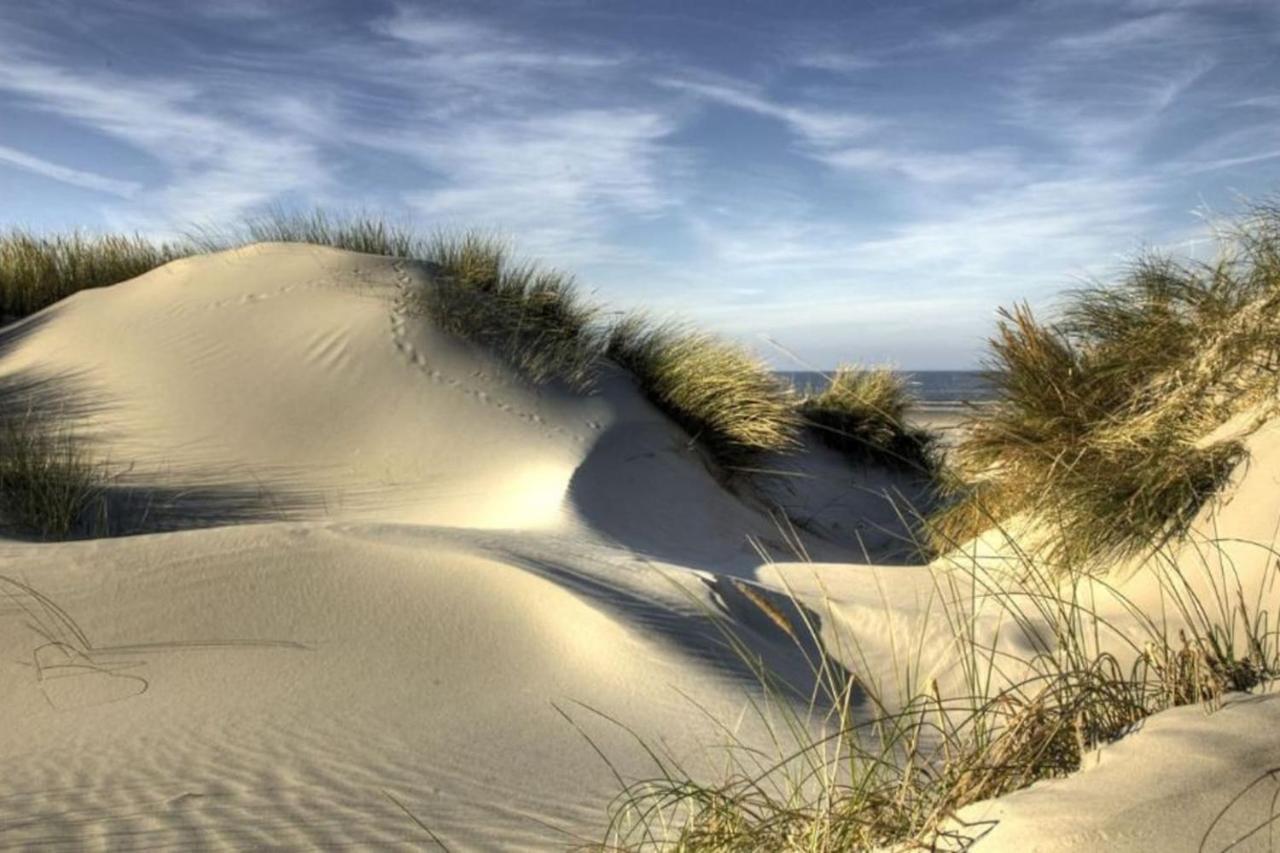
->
2, 1, 1278, 368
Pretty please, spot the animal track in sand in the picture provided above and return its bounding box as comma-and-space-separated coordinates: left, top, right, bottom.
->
387, 261, 586, 444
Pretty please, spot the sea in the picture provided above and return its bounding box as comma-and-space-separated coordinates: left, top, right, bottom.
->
776, 370, 997, 406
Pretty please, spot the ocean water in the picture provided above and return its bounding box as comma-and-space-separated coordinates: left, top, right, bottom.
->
776, 370, 996, 405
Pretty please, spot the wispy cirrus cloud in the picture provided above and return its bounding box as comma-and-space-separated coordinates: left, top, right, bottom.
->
350, 6, 680, 255
0, 144, 140, 198
1003, 7, 1234, 165
397, 109, 677, 251
788, 51, 879, 74
657, 76, 879, 148
659, 74, 1023, 187
0, 47, 328, 231
1052, 10, 1188, 51
0, 0, 1276, 366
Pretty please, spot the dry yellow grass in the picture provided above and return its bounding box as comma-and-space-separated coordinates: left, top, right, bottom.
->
932, 201, 1280, 568
607, 315, 801, 468
0, 230, 190, 318
797, 365, 938, 473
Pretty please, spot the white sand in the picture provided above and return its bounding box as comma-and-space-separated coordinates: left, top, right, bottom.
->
952, 688, 1280, 852
0, 243, 1276, 850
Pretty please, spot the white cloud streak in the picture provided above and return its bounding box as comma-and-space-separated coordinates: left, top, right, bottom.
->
0, 0, 1275, 366
657, 76, 879, 147
0, 51, 327, 229
0, 143, 141, 197
348, 7, 679, 255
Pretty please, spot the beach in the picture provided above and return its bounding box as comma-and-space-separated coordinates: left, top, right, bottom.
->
911, 402, 976, 447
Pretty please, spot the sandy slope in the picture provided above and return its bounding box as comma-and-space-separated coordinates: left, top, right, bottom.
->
0, 244, 909, 849
1, 243, 1277, 850
952, 688, 1280, 852
0, 523, 799, 849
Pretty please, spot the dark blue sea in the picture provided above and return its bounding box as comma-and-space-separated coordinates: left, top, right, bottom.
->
776, 371, 997, 405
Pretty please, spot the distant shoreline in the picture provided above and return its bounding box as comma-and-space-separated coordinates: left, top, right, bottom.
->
776, 370, 998, 407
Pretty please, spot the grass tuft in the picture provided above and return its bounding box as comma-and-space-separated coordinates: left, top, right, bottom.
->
411, 232, 605, 390
606, 315, 801, 468
193, 207, 423, 258
0, 230, 190, 318
593, 529, 1280, 851
931, 201, 1280, 568
0, 409, 111, 539
797, 365, 938, 474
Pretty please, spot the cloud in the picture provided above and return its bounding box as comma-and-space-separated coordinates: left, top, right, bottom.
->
633, 170, 1166, 365
368, 5, 624, 103
1001, 18, 1219, 163
817, 146, 1025, 184
1052, 11, 1187, 52
788, 50, 879, 73
928, 16, 1020, 50
658, 76, 879, 146
316, 8, 681, 257
0, 50, 327, 230
1174, 123, 1280, 174
0, 143, 141, 197
1234, 95, 1280, 110
659, 75, 1023, 186
0, 0, 1276, 366
682, 173, 1163, 318
398, 109, 677, 252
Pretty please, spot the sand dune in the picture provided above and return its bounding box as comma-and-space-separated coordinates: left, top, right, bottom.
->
0, 244, 911, 848
1, 244, 1277, 850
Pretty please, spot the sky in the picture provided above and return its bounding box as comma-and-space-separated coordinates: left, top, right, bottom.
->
1, 1, 1279, 368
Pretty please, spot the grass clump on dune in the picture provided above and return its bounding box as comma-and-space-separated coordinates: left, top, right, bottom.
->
412, 233, 606, 390
194, 207, 423, 259
797, 365, 938, 474
0, 230, 190, 318
606, 316, 801, 468
594, 532, 1280, 851
931, 202, 1280, 569
0, 410, 110, 539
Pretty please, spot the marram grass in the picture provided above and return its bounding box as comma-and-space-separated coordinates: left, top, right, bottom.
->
0, 409, 111, 539
589, 526, 1280, 852
931, 200, 1280, 569
412, 232, 605, 390
0, 230, 191, 318
797, 364, 938, 474
607, 315, 802, 468
191, 207, 423, 259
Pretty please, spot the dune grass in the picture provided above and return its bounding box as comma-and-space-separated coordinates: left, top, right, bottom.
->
607, 315, 802, 469
930, 202, 1280, 568
0, 409, 111, 539
796, 365, 938, 474
411, 232, 606, 390
589, 526, 1280, 851
0, 230, 191, 318
191, 207, 423, 259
